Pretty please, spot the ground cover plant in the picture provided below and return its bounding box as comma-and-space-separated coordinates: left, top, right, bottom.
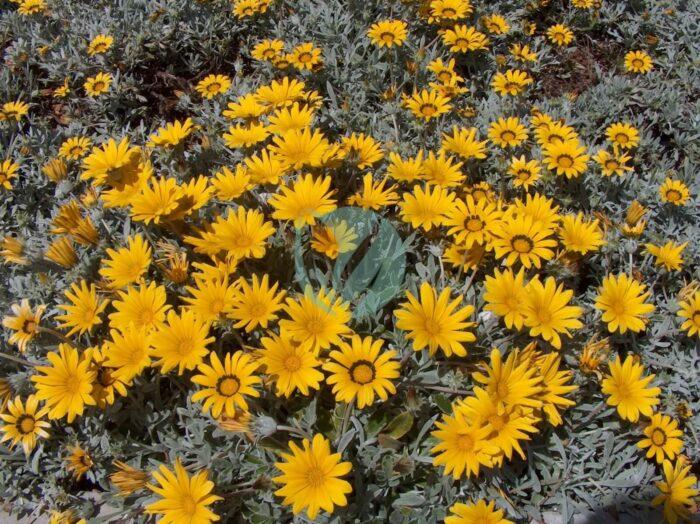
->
0, 0, 699, 522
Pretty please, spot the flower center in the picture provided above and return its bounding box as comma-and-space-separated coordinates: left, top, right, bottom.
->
423, 318, 442, 336
17, 415, 36, 434
298, 52, 312, 63
208, 82, 221, 93
64, 374, 82, 394
456, 433, 474, 451
350, 360, 375, 385
305, 466, 326, 487
181, 495, 197, 516
651, 428, 666, 446
438, 71, 452, 83
605, 160, 619, 171
283, 355, 302, 372
262, 49, 276, 59
615, 133, 629, 144
511, 235, 534, 254
501, 130, 515, 142
665, 189, 681, 202
216, 376, 240, 397
248, 302, 267, 317
495, 382, 510, 400
93, 81, 105, 91
441, 8, 456, 16
465, 216, 484, 232
517, 169, 531, 181
420, 103, 437, 116
692, 311, 700, 325
22, 319, 37, 334
489, 413, 508, 431
380, 32, 395, 43
632, 58, 644, 68
558, 155, 574, 168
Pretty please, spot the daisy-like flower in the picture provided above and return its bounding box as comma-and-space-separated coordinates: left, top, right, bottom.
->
442, 25, 489, 53
508, 155, 540, 189
59, 136, 92, 160
65, 444, 93, 480
130, 177, 182, 224
399, 184, 455, 231
99, 234, 151, 289
31, 344, 96, 422
108, 281, 170, 333
45, 237, 78, 268
87, 34, 113, 55
645, 241, 687, 271
0, 159, 20, 190
483, 268, 528, 330
0, 395, 50, 455
148, 118, 195, 148
492, 213, 557, 269
228, 274, 286, 332
510, 43, 537, 62
2, 299, 46, 352
258, 331, 323, 397
522, 277, 583, 349
652, 459, 699, 524
323, 335, 400, 408
482, 14, 510, 34
491, 69, 532, 96
625, 50, 653, 74
146, 459, 222, 524
387, 151, 424, 182
84, 72, 112, 97
659, 178, 690, 206
0, 236, 28, 266
310, 220, 358, 259
441, 126, 488, 160
267, 103, 315, 135
472, 348, 543, 411
402, 89, 452, 121
17, 0, 47, 16
601, 355, 660, 422
429, 0, 473, 23
268, 128, 331, 169
151, 310, 214, 375
103, 324, 153, 382
55, 280, 108, 336
638, 413, 684, 464
367, 20, 408, 48
347, 174, 398, 210
222, 122, 269, 148
0, 101, 30, 121
445, 499, 513, 524
547, 24, 574, 46
536, 352, 578, 426
288, 42, 323, 70
211, 165, 251, 200
593, 148, 634, 177
559, 213, 606, 255
394, 282, 475, 357
488, 117, 528, 148
270, 174, 337, 227
192, 352, 260, 418
594, 273, 655, 334
444, 195, 501, 248
251, 39, 285, 62
110, 461, 149, 496
542, 139, 589, 178
195, 74, 232, 99
677, 291, 700, 338
605, 123, 640, 150
182, 277, 237, 324
244, 149, 288, 184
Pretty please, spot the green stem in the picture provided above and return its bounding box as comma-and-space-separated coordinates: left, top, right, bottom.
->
0, 351, 37, 367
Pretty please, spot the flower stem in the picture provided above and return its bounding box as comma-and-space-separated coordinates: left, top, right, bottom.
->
0, 350, 38, 367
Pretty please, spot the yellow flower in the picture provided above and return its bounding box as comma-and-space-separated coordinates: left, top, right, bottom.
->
536, 352, 577, 426
103, 325, 153, 382
625, 50, 653, 73
402, 89, 452, 121
547, 24, 574, 46
258, 331, 323, 397
310, 220, 358, 259
65, 444, 93, 480
81, 137, 147, 188
488, 117, 528, 148
324, 335, 400, 408
601, 355, 660, 422
45, 237, 78, 268
130, 177, 183, 224
191, 352, 260, 418
55, 280, 108, 336
109, 281, 170, 332
394, 282, 475, 357
182, 277, 237, 323
270, 174, 337, 227
268, 128, 331, 169
445, 499, 513, 524
149, 118, 195, 148
273, 434, 352, 520
659, 178, 690, 206
280, 287, 352, 353
99, 234, 151, 289
146, 459, 222, 523
508, 155, 540, 189
483, 267, 528, 329
339, 132, 384, 168
195, 74, 232, 99
594, 273, 655, 334
442, 25, 489, 53
228, 274, 286, 332
367, 20, 408, 48
42, 158, 68, 182
251, 39, 285, 62
210, 165, 251, 201
2, 299, 45, 352
87, 35, 113, 55
84, 72, 112, 97
510, 43, 537, 62
399, 183, 455, 231
222, 122, 269, 148
677, 291, 700, 338
444, 195, 501, 248
267, 102, 315, 134
31, 344, 96, 422
645, 240, 687, 271
1, 235, 28, 265
288, 42, 323, 70
558, 213, 605, 254
522, 276, 583, 349
255, 76, 306, 109
428, 0, 473, 23
638, 413, 684, 464
84, 346, 128, 408
347, 174, 398, 209
244, 149, 287, 184
441, 126, 488, 160
0, 159, 20, 190
491, 69, 532, 96
542, 139, 589, 178
0, 395, 50, 455
482, 14, 510, 34
593, 148, 633, 177
420, 150, 464, 187
652, 459, 699, 524
492, 213, 557, 269
386, 151, 424, 182
605, 122, 639, 149
472, 348, 543, 411
110, 461, 149, 496
579, 337, 611, 376
0, 101, 30, 121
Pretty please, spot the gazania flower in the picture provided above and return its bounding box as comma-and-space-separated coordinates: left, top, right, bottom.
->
110, 461, 149, 496
149, 118, 195, 148
638, 413, 684, 464
510, 43, 537, 62
394, 282, 475, 357
402, 89, 452, 121
55, 280, 108, 336
473, 349, 543, 410
601, 355, 660, 422
211, 166, 251, 201
399, 184, 455, 231
222, 122, 269, 148
625, 50, 653, 74
347, 174, 398, 209
192, 207, 274, 261
339, 133, 384, 169
443, 242, 488, 271
387, 151, 424, 182
508, 156, 540, 189
536, 352, 577, 426
442, 25, 489, 53
0, 235, 28, 266
677, 291, 700, 338
483, 268, 528, 330
429, 0, 473, 22
130, 177, 182, 224
182, 277, 237, 323
280, 287, 352, 353
270, 174, 337, 227
224, 93, 266, 120
3, 299, 46, 352
151, 310, 213, 375
84, 346, 127, 408
251, 39, 285, 62
547, 24, 574, 46
59, 136, 92, 160
258, 331, 323, 397
652, 459, 699, 524
492, 69, 532, 96
255, 76, 306, 109
645, 241, 687, 271
146, 459, 222, 524
267, 103, 315, 134
288, 42, 323, 70
444, 195, 501, 248
535, 121, 578, 146
559, 213, 605, 254
488, 117, 528, 148
420, 150, 464, 187
482, 14, 510, 34
84, 72, 112, 96
269, 128, 330, 169
45, 237, 78, 268
594, 273, 655, 334
542, 139, 589, 178
605, 123, 639, 149
324, 335, 400, 408
428, 58, 463, 84
522, 277, 583, 349
492, 213, 557, 269
108, 281, 170, 333
367, 20, 408, 48
87, 34, 113, 55
0, 395, 50, 455
0, 100, 29, 122
191, 352, 260, 418
31, 344, 96, 422
594, 148, 633, 177
99, 234, 151, 289
0, 159, 19, 190
659, 178, 690, 206
441, 126, 488, 160
431, 406, 498, 479
228, 274, 286, 332
103, 325, 153, 382
445, 499, 513, 524
310, 220, 358, 259
195, 74, 232, 99
244, 149, 288, 184
66, 444, 93, 480
274, 434, 352, 520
